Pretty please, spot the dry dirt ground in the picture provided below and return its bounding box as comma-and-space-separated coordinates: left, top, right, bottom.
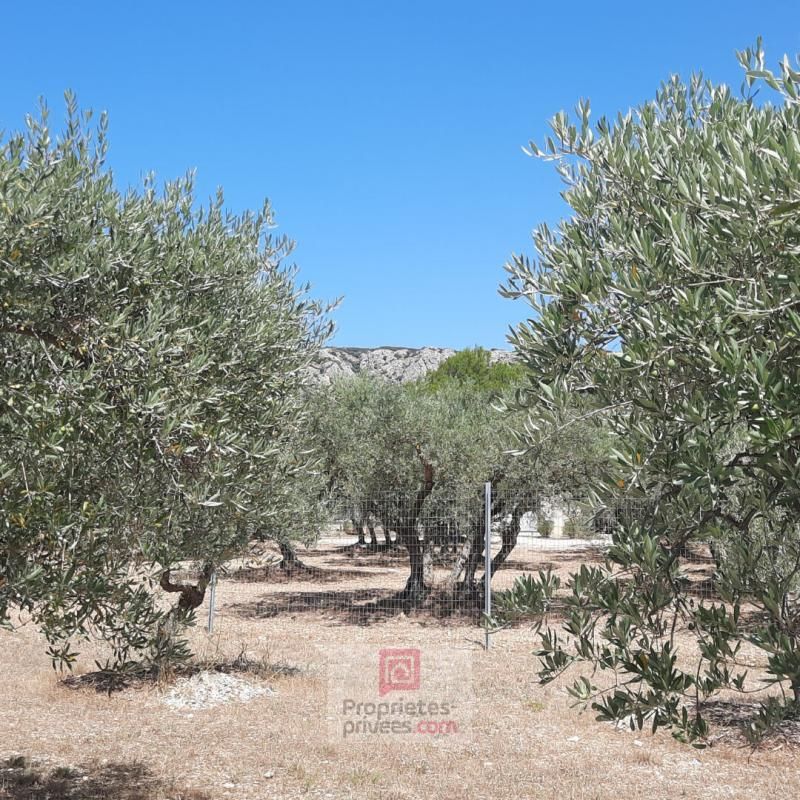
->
1, 535, 798, 800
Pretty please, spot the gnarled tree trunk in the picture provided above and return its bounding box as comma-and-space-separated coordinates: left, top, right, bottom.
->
398, 459, 435, 603
160, 562, 214, 613
353, 517, 366, 546
368, 523, 378, 548
279, 540, 308, 572
479, 505, 523, 591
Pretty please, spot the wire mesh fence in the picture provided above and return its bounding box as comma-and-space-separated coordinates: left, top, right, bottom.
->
211, 485, 666, 633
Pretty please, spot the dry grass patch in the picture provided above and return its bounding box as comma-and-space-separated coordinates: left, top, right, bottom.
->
1, 536, 798, 799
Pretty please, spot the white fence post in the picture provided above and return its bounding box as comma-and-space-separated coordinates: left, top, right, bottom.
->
484, 481, 492, 650
207, 570, 217, 634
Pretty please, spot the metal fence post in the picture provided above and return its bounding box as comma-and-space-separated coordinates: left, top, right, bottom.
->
484, 481, 492, 650
207, 570, 217, 634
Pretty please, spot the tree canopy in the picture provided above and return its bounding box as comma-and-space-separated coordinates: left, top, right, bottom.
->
499, 43, 800, 742
309, 361, 611, 604
420, 347, 526, 394
0, 96, 331, 671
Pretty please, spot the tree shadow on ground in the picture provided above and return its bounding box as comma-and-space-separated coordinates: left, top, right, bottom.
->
703, 699, 800, 747
0, 757, 210, 800
322, 553, 409, 569
224, 563, 388, 583
62, 649, 302, 694
500, 551, 605, 572
228, 587, 483, 626
683, 574, 718, 600
334, 541, 400, 555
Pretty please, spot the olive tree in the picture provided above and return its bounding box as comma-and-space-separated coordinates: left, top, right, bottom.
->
420, 346, 526, 394
309, 358, 609, 606
499, 43, 800, 742
0, 96, 332, 672
310, 375, 499, 600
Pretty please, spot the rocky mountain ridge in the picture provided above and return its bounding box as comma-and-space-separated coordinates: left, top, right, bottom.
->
308, 346, 515, 385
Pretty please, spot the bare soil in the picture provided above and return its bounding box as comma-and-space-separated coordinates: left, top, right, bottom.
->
1, 535, 796, 800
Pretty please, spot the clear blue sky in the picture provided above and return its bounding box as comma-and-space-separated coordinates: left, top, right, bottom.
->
2, 2, 798, 348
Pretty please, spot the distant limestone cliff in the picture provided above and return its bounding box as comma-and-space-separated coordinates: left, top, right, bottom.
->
307, 346, 515, 385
